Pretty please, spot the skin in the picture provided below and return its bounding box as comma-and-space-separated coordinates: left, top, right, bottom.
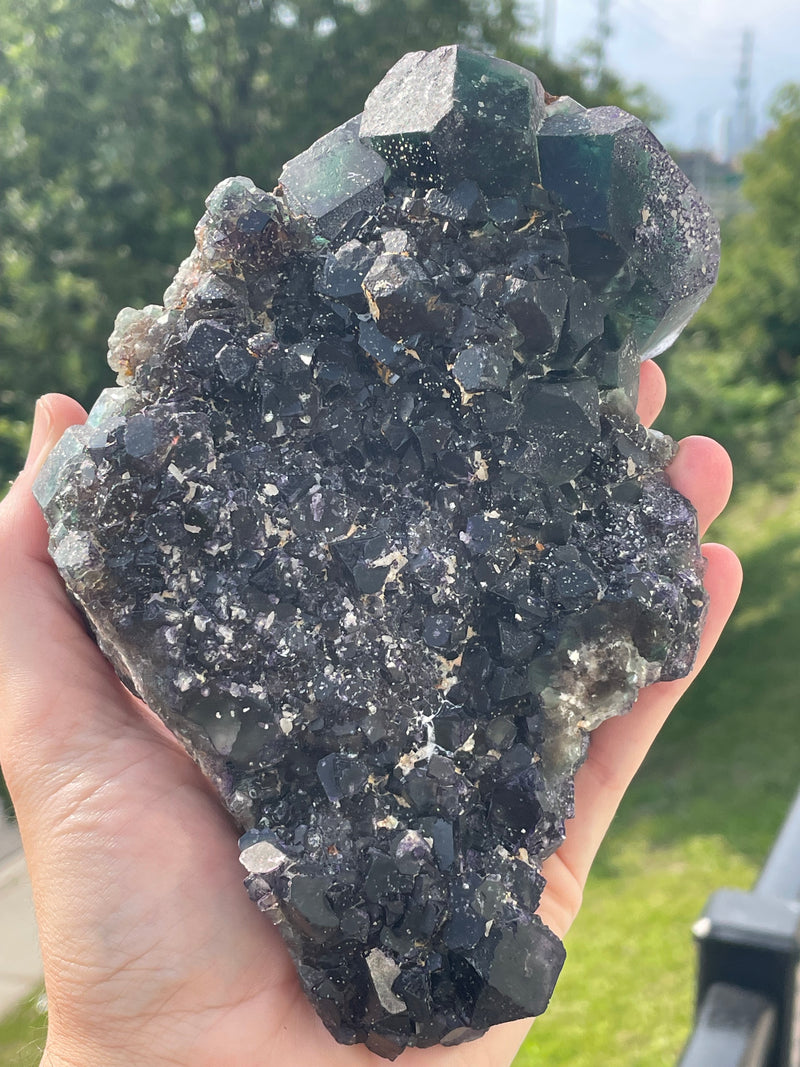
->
0, 365, 741, 1067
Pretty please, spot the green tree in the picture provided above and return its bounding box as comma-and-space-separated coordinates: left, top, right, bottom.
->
0, 0, 493, 475
697, 86, 800, 382
660, 85, 800, 487
0, 0, 657, 484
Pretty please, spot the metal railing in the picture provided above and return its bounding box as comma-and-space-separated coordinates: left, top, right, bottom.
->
678, 789, 800, 1067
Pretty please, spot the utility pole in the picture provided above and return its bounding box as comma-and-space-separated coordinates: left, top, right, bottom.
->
593, 0, 612, 88
694, 111, 710, 200
729, 28, 756, 160
695, 111, 711, 153
516, 0, 538, 47
541, 0, 557, 56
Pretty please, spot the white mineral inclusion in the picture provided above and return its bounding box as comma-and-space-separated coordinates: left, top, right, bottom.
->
239, 840, 288, 874
366, 948, 407, 1015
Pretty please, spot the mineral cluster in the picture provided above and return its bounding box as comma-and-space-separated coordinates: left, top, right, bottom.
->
35, 46, 719, 1058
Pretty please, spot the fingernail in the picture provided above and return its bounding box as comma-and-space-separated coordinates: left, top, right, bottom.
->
24, 397, 54, 473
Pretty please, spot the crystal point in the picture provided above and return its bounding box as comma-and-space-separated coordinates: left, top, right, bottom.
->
361, 45, 546, 195
538, 103, 721, 357
280, 116, 387, 239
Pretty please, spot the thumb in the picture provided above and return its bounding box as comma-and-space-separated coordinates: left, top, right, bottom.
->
22, 393, 89, 484
23, 395, 59, 477
1, 394, 87, 569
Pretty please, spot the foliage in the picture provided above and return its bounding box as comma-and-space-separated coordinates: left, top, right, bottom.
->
0, 987, 47, 1066
518, 92, 800, 1058
518, 479, 800, 1065
659, 339, 800, 492
716, 84, 800, 383
0, 0, 658, 482
0, 0, 512, 474
657, 84, 800, 489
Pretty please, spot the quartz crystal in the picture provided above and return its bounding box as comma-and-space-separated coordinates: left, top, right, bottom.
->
34, 45, 719, 1059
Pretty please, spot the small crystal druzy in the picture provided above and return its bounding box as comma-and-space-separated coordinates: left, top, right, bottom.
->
35, 46, 718, 1059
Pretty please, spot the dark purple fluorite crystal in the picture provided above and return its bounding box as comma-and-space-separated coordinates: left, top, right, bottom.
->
34, 45, 718, 1059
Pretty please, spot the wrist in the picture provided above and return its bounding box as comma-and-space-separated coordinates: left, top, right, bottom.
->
41, 1040, 139, 1067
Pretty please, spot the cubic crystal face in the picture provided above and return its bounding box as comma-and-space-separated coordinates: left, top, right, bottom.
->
537, 101, 720, 357
35, 45, 718, 1059
279, 116, 387, 239
360, 45, 546, 194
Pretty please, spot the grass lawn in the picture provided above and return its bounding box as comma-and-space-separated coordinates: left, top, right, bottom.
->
516, 478, 800, 1065
0, 988, 47, 1066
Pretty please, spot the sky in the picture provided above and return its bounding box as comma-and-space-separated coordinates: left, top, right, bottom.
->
526, 0, 800, 151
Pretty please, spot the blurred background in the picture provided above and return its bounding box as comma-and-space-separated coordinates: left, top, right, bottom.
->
0, 1, 798, 1063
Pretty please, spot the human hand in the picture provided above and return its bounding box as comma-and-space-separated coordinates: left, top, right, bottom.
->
0, 368, 741, 1067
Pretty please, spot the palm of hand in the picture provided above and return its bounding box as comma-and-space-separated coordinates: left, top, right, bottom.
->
5, 544, 533, 1067
0, 375, 740, 1067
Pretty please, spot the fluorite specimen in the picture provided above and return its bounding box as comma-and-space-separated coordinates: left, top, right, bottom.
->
34, 46, 719, 1059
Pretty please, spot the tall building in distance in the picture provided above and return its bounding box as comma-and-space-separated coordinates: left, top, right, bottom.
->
682, 27, 754, 217
726, 28, 757, 161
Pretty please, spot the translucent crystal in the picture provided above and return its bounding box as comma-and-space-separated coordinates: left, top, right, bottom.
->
360, 45, 546, 195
